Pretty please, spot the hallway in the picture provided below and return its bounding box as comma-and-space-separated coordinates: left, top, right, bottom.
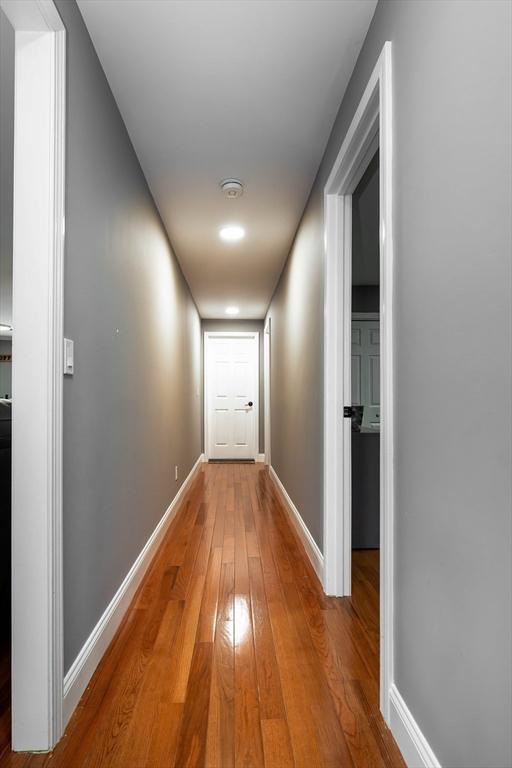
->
2, 462, 403, 767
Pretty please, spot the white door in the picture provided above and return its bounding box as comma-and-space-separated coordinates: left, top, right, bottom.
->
205, 333, 259, 460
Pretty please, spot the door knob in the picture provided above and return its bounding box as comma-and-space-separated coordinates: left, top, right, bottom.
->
246, 401, 253, 407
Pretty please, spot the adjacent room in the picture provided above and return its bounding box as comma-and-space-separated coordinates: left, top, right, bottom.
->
350, 149, 381, 650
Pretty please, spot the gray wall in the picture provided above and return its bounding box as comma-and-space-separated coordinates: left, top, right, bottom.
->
266, 2, 512, 767
201, 319, 264, 454
352, 149, 379, 287
0, 10, 14, 329
352, 285, 379, 313
352, 149, 379, 313
55, 0, 202, 671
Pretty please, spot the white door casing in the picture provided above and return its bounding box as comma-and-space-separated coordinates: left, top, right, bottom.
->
323, 42, 394, 723
204, 332, 259, 460
264, 317, 271, 465
0, 0, 66, 750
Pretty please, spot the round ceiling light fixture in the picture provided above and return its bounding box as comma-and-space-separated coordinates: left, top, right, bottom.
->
220, 178, 244, 199
219, 224, 245, 242
225, 306, 240, 316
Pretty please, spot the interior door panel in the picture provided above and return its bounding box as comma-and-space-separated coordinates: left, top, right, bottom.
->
206, 334, 258, 459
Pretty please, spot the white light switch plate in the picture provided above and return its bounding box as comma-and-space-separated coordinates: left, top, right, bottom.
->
64, 338, 74, 375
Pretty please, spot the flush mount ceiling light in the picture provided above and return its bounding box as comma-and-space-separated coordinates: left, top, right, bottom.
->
219, 224, 245, 242
225, 306, 240, 316
220, 178, 244, 199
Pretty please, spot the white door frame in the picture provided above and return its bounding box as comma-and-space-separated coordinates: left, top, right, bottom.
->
323, 42, 394, 722
0, 0, 66, 750
263, 317, 271, 465
204, 331, 259, 461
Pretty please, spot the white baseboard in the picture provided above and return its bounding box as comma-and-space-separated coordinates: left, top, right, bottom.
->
389, 684, 441, 768
269, 465, 324, 584
256, 453, 265, 463
62, 453, 204, 727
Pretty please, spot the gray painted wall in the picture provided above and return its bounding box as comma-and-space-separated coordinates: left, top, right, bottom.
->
352, 285, 379, 313
266, 2, 512, 767
352, 149, 379, 312
55, 0, 202, 671
352, 150, 379, 287
201, 319, 264, 454
0, 10, 14, 329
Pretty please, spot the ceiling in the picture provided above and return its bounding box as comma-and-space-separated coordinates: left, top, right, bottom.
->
77, 0, 377, 318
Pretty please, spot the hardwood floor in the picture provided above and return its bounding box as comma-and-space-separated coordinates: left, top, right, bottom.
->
0, 463, 405, 767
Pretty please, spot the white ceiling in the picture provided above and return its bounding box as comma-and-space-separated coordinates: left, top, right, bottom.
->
77, 0, 377, 318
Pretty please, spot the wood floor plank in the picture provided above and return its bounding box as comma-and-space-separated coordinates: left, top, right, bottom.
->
197, 547, 223, 643
248, 557, 287, 721
260, 718, 294, 768
234, 594, 265, 767
174, 642, 213, 767
234, 493, 250, 596
264, 592, 325, 766
114, 599, 185, 767
170, 569, 209, 704
205, 562, 235, 768
0, 464, 405, 768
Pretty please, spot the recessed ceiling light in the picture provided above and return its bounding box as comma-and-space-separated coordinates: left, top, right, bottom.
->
219, 225, 245, 242
225, 306, 240, 316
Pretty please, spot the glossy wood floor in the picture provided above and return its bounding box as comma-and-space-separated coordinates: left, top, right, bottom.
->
0, 463, 405, 767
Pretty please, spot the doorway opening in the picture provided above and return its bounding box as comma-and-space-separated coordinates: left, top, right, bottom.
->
350, 150, 381, 671
323, 42, 394, 722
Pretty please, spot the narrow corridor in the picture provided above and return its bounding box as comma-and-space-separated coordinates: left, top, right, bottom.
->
2, 463, 404, 767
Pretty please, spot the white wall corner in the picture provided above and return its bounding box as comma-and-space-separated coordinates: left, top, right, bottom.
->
62, 453, 204, 726
269, 466, 324, 585
389, 684, 441, 768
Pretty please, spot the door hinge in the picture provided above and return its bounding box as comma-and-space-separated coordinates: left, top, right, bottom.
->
343, 406, 354, 418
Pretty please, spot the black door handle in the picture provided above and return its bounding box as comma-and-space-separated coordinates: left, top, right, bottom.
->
246, 401, 253, 407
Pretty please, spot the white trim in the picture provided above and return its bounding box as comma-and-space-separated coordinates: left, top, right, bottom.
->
323, 41, 395, 723
256, 453, 265, 463
203, 331, 260, 461
269, 466, 324, 584
0, 0, 66, 750
63, 454, 204, 726
389, 685, 442, 768
1, 0, 63, 30
263, 317, 271, 465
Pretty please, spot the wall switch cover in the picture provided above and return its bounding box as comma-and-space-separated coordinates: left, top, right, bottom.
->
64, 338, 74, 375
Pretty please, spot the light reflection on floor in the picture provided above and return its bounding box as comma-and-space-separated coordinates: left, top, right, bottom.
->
234, 595, 250, 646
